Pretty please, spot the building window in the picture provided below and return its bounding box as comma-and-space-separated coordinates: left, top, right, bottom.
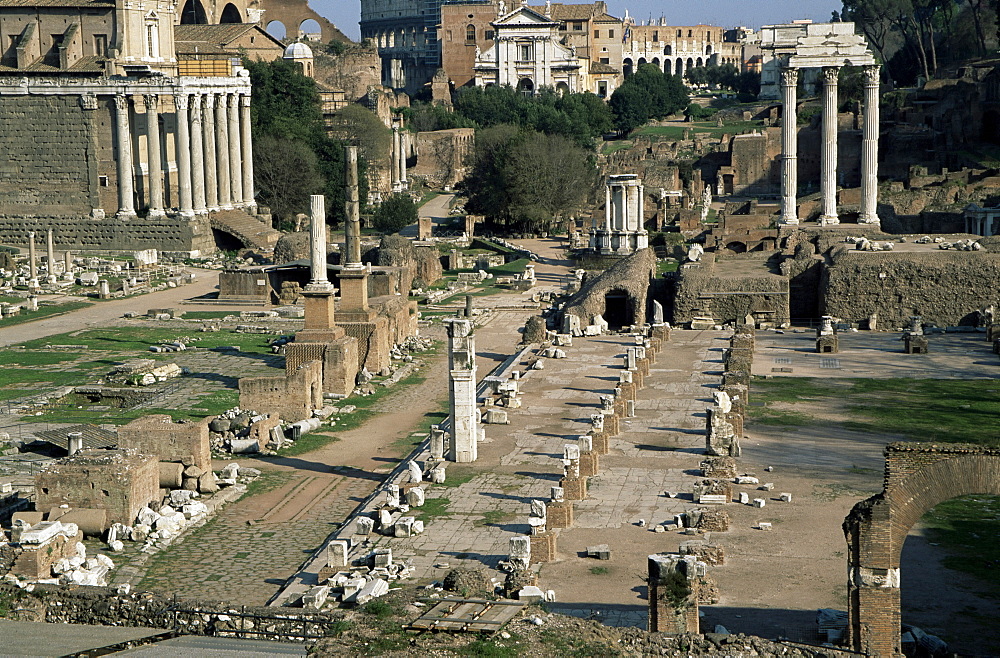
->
652, 31, 658, 42
687, 29, 692, 37
518, 42, 533, 62
145, 22, 159, 59
94, 34, 107, 57
466, 24, 475, 43
572, 22, 583, 31
597, 81, 607, 98
485, 30, 494, 40
677, 29, 681, 37
594, 29, 599, 39
599, 57, 609, 64
608, 29, 614, 38
99, 175, 109, 186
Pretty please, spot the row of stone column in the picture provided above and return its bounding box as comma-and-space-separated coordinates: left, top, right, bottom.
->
114, 91, 254, 219
780, 64, 880, 226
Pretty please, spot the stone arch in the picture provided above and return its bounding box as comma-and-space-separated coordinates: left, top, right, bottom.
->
517, 77, 534, 95
266, 20, 287, 40
696, 57, 703, 67
725, 241, 747, 254
844, 444, 1000, 657
638, 57, 647, 67
675, 58, 683, 76
687, 57, 694, 70
603, 289, 633, 328
219, 2, 242, 23
664, 45, 672, 56
705, 44, 712, 56
623, 58, 633, 76
555, 81, 569, 95
299, 18, 321, 39
652, 57, 660, 69
180, 0, 207, 24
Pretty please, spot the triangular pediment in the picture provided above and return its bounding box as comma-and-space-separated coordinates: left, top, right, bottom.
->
494, 6, 559, 26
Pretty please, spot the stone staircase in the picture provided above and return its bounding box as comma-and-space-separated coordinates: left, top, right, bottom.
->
210, 209, 282, 252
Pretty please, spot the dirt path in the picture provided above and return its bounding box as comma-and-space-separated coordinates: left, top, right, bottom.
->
0, 268, 246, 347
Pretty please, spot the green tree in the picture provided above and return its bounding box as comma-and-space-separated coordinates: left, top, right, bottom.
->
244, 57, 367, 226
327, 104, 392, 174
609, 84, 652, 134
253, 135, 324, 222
372, 193, 418, 234
461, 125, 596, 233
609, 63, 688, 134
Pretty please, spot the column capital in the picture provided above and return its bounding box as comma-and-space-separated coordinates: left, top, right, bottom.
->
175, 93, 189, 111
143, 93, 159, 110
228, 93, 239, 108
114, 94, 130, 111
862, 64, 881, 84
204, 93, 216, 109
240, 94, 251, 108
822, 66, 840, 83
780, 67, 798, 86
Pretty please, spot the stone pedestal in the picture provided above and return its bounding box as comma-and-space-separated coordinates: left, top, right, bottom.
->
648, 554, 701, 634
590, 431, 609, 455
339, 268, 369, 312
547, 500, 574, 529
579, 451, 599, 477
447, 318, 479, 463
816, 334, 839, 353
560, 475, 587, 500
529, 531, 557, 564
904, 335, 929, 354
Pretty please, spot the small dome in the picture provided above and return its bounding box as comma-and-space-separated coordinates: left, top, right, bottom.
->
283, 42, 313, 59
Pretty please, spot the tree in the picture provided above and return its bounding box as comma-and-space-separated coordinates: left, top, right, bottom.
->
609, 63, 688, 135
253, 135, 324, 223
244, 58, 367, 226
609, 83, 652, 134
372, 193, 418, 234
327, 104, 392, 173
461, 125, 597, 233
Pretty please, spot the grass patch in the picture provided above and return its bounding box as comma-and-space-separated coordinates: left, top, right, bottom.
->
414, 497, 451, 521
362, 599, 399, 619
0, 351, 86, 366
190, 389, 240, 416
657, 260, 679, 275
459, 637, 522, 657
601, 140, 633, 155
589, 566, 610, 575
0, 301, 93, 328
923, 495, 1000, 599
539, 629, 622, 657
436, 466, 478, 488
474, 509, 514, 527
17, 327, 274, 354
749, 407, 814, 427
182, 311, 237, 319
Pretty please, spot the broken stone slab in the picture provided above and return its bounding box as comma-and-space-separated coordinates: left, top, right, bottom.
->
394, 517, 415, 537
509, 535, 531, 570
327, 540, 349, 568
483, 408, 509, 424
739, 492, 750, 504
355, 578, 389, 605
780, 493, 792, 502
408, 462, 423, 484
302, 585, 331, 609
760, 482, 774, 491
343, 578, 366, 600
355, 517, 374, 536
752, 498, 766, 508
430, 466, 446, 484
517, 585, 545, 603
406, 488, 425, 507
230, 439, 260, 454
586, 544, 611, 560
373, 547, 393, 568
735, 475, 759, 485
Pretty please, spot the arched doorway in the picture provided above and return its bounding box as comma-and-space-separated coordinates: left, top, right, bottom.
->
555, 81, 569, 96
638, 57, 647, 67
623, 58, 633, 76
219, 2, 242, 23
299, 18, 321, 40
603, 290, 632, 329
845, 446, 1000, 656
266, 20, 287, 40
675, 59, 683, 76
686, 57, 694, 70
179, 0, 207, 24
652, 57, 660, 69
517, 78, 534, 95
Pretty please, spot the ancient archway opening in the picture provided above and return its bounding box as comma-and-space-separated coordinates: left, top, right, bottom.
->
212, 228, 246, 253
179, 0, 207, 24
219, 3, 242, 23
603, 291, 631, 328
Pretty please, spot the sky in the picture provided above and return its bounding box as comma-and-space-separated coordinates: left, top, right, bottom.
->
311, 0, 845, 42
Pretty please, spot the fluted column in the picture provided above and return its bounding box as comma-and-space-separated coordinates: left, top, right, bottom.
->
190, 94, 207, 214
144, 94, 165, 217
780, 67, 799, 225
240, 94, 255, 208
114, 94, 136, 218
859, 65, 881, 225
227, 94, 242, 206
398, 128, 407, 187
204, 94, 219, 212
216, 94, 232, 209
820, 67, 840, 225
175, 94, 194, 217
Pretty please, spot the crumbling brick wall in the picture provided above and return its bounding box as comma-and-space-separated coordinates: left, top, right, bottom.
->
674, 253, 790, 326
844, 443, 1000, 657
563, 248, 657, 327
822, 249, 1000, 328
117, 415, 211, 472
34, 450, 158, 525
239, 360, 323, 422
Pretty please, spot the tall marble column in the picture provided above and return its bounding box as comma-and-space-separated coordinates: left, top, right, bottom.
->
344, 146, 362, 268
175, 94, 194, 217
391, 124, 401, 190
240, 94, 255, 208
227, 94, 242, 206
446, 318, 479, 463
307, 194, 331, 290
114, 94, 137, 218
820, 67, 840, 225
859, 65, 881, 226
780, 67, 799, 225
216, 94, 232, 210
203, 94, 219, 212
27, 231, 36, 279
191, 94, 207, 214
144, 95, 165, 217
398, 128, 407, 187
46, 229, 55, 272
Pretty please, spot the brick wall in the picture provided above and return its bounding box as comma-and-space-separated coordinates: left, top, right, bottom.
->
117, 415, 211, 472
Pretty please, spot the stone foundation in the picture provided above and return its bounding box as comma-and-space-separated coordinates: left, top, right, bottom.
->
547, 501, 574, 528
560, 475, 587, 501
579, 451, 599, 477
529, 531, 557, 563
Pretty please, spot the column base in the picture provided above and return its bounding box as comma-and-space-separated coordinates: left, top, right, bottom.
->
779, 217, 799, 226
207, 205, 221, 213
194, 208, 209, 216
90, 208, 106, 220
147, 209, 166, 219
220, 203, 234, 211
858, 215, 881, 225
180, 210, 196, 219
819, 215, 840, 226
115, 210, 137, 220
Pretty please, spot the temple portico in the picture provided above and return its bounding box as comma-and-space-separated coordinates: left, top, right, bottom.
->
591, 174, 648, 256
